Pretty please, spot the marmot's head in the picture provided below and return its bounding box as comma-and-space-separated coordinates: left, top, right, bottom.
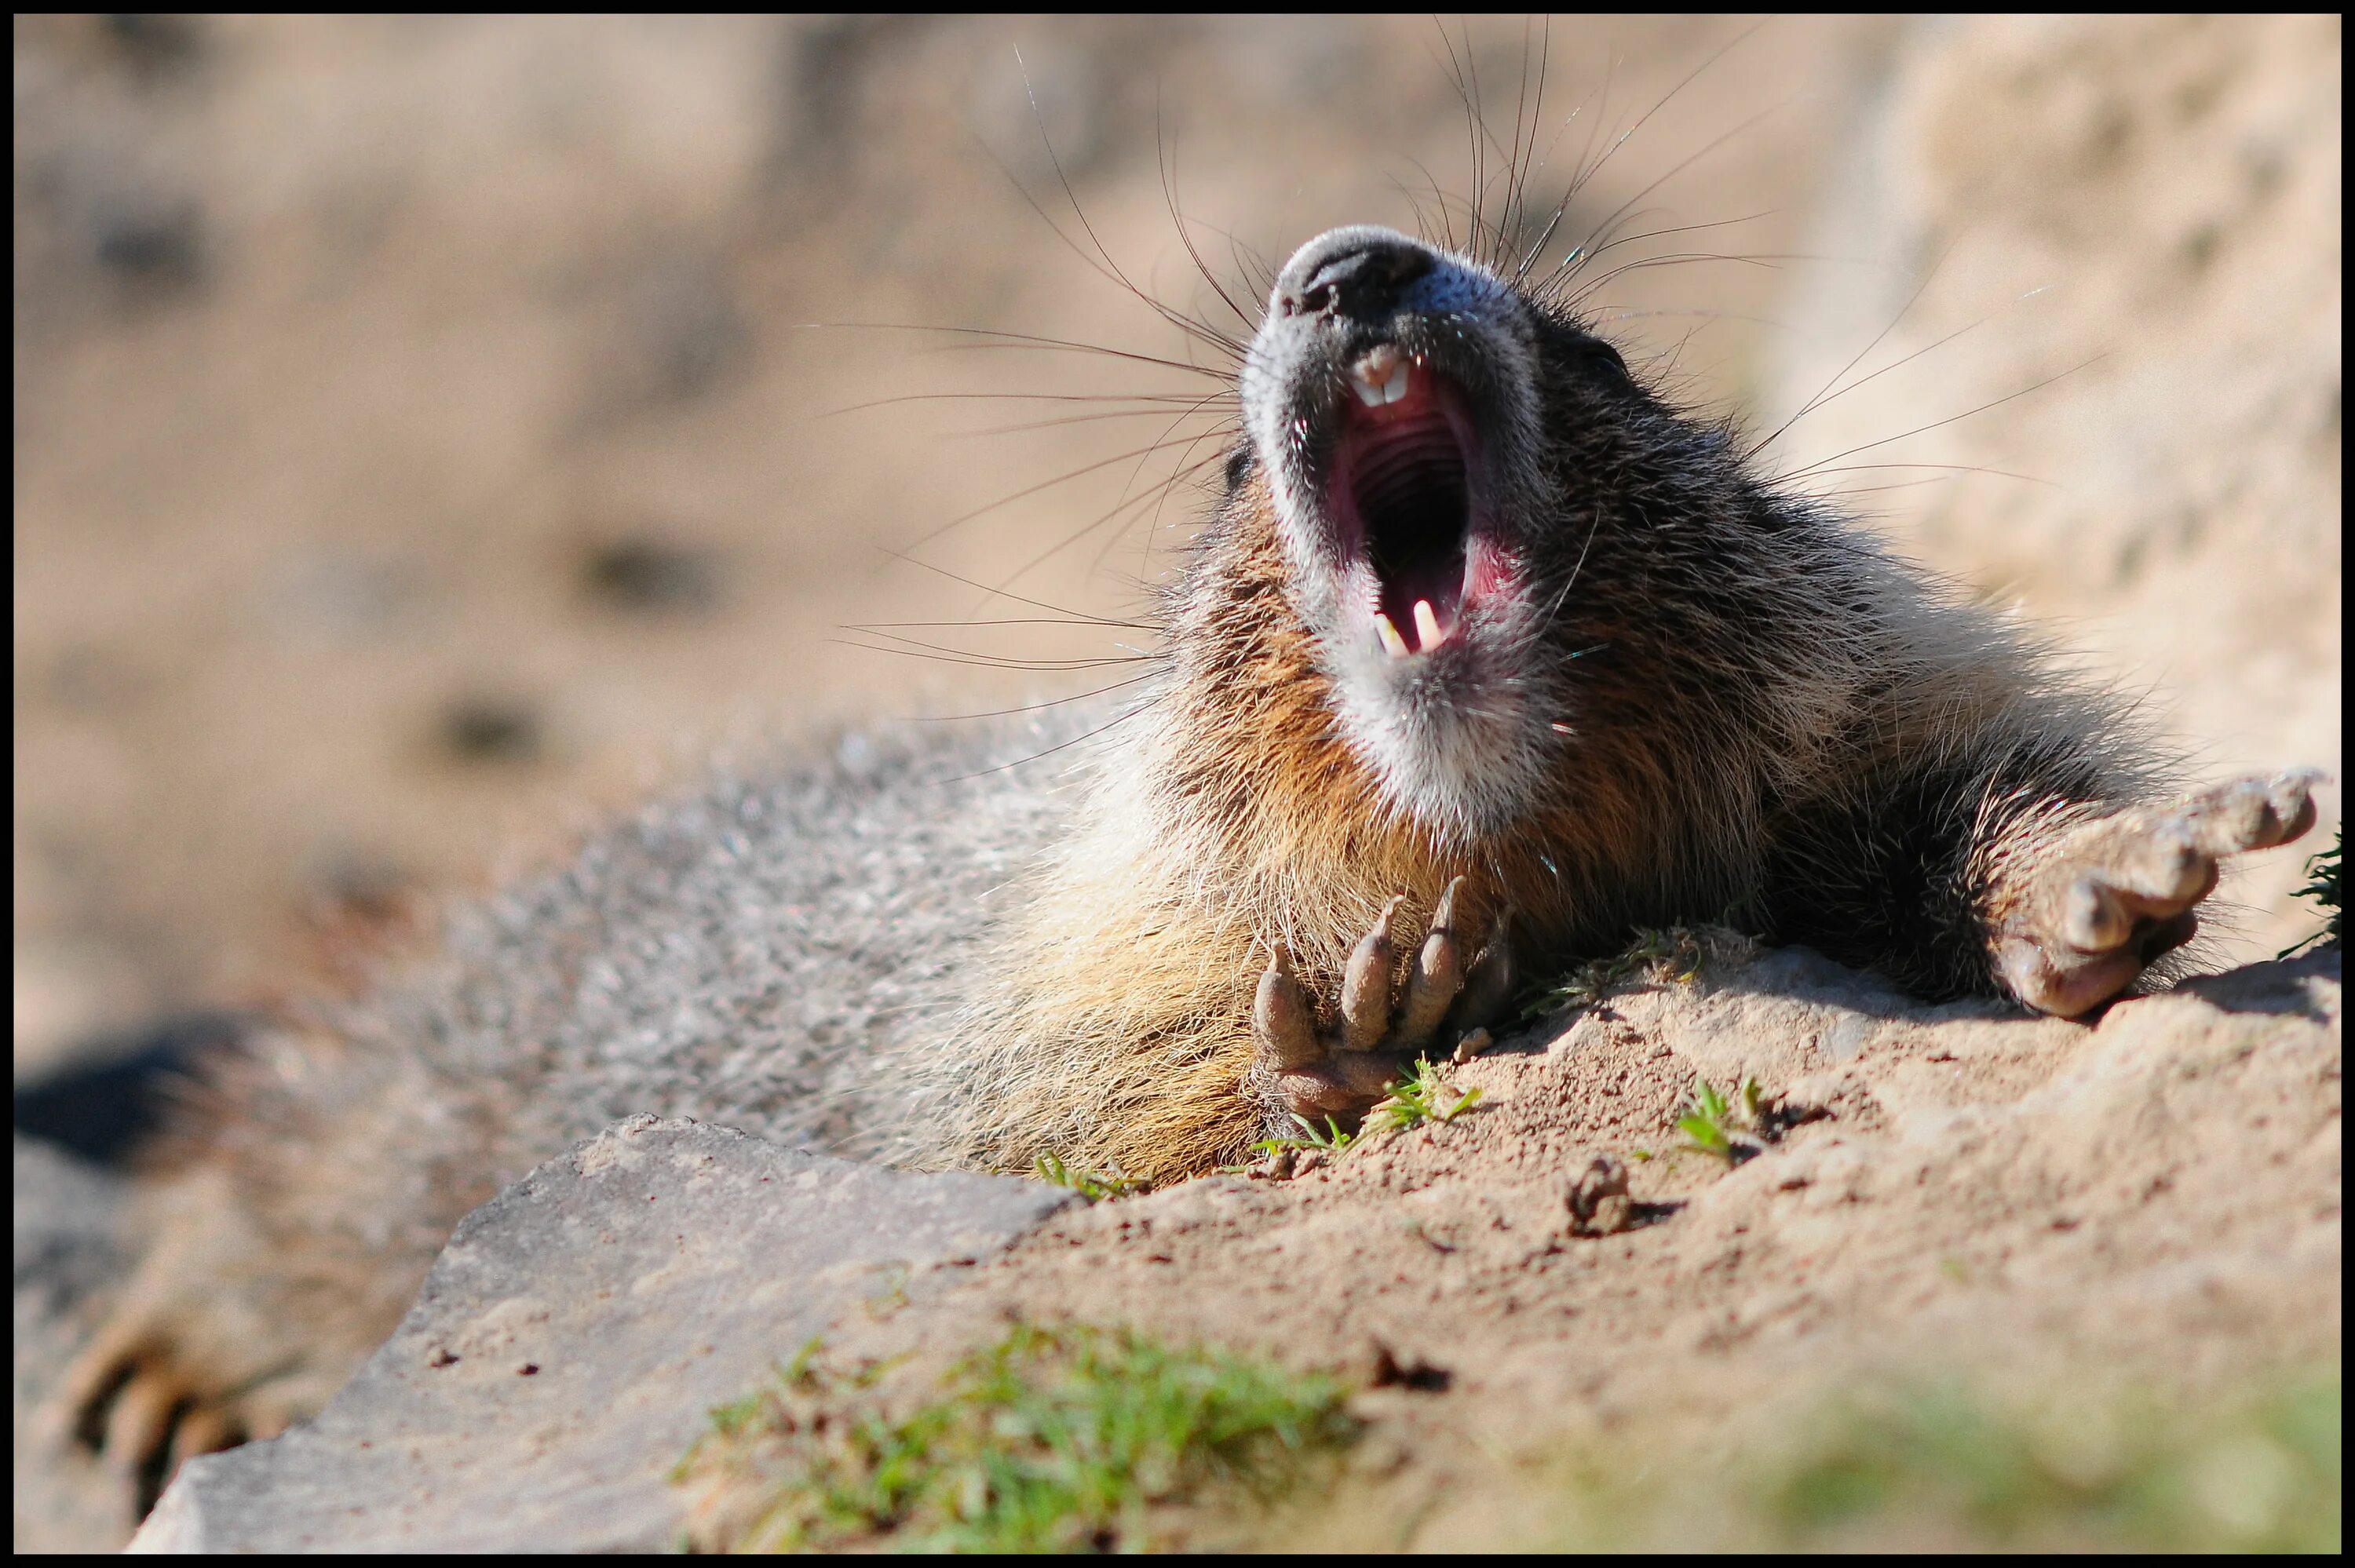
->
1229, 224, 1691, 844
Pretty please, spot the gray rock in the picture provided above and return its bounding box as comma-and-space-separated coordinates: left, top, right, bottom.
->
14, 1137, 140, 1553
130, 1115, 1072, 1552
13, 1135, 130, 1315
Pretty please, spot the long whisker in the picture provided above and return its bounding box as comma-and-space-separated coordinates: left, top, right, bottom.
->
1792, 461, 2061, 488
1741, 240, 1955, 462
949, 407, 1239, 439
792, 321, 1228, 382
1001, 47, 1248, 363
893, 431, 1239, 561
908, 670, 1165, 723
1517, 19, 1767, 282
867, 545, 1152, 625
1780, 359, 2104, 482
941, 697, 1162, 782
848, 614, 1152, 633
979, 441, 1234, 609
820, 390, 1225, 420
999, 395, 1232, 599
831, 629, 1152, 673
1542, 104, 1791, 298
1156, 99, 1260, 334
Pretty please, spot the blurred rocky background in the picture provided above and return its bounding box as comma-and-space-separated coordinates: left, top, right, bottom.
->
13, 16, 2338, 1097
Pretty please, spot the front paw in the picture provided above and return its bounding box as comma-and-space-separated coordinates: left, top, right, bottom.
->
1996, 769, 2321, 1016
1249, 877, 1513, 1128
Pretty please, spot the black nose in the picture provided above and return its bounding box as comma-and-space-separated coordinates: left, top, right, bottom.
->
1275, 226, 1435, 322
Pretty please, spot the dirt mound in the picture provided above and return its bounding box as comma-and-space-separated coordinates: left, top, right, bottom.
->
702, 941, 2338, 1549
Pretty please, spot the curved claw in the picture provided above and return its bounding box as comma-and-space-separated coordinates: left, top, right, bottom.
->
2266, 768, 2322, 845
1339, 896, 1405, 1052
1253, 940, 1322, 1070
1393, 877, 1468, 1052
1452, 908, 1516, 1034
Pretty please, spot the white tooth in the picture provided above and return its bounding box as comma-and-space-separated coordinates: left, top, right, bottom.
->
1374, 612, 1411, 658
1382, 360, 1412, 403
1412, 599, 1444, 649
1350, 374, 1385, 408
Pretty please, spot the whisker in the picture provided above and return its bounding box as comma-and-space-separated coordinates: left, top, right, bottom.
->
830, 631, 1152, 673
907, 670, 1164, 723
893, 431, 1241, 560
1156, 101, 1261, 335
996, 47, 1249, 363
1798, 461, 2057, 485
792, 320, 1229, 381
940, 698, 1163, 782
847, 614, 1152, 632
819, 390, 1227, 421
1780, 359, 2103, 482
947, 408, 1239, 439
1517, 20, 1768, 282
867, 545, 1151, 625
1542, 103, 1792, 299
968, 443, 1232, 614
1741, 239, 1955, 462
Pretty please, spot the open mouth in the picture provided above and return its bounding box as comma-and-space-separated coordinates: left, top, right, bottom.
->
1329, 348, 1481, 658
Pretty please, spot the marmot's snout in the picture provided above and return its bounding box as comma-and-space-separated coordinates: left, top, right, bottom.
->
1237, 227, 1565, 838
1272, 225, 1435, 323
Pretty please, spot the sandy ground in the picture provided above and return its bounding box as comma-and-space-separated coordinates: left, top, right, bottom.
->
692, 941, 2339, 1550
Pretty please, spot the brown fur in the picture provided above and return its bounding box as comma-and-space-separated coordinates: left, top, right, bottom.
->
913, 461, 2158, 1186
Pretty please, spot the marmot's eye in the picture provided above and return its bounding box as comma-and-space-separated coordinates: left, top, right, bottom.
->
1222, 444, 1256, 492
1579, 337, 1630, 383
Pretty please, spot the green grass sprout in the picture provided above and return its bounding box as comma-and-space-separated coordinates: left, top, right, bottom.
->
679, 1324, 1358, 1552
2280, 826, 2341, 957
1364, 1057, 1483, 1138
1252, 1113, 1356, 1161
1033, 1152, 1143, 1203
1674, 1074, 1767, 1162
1521, 924, 1761, 1025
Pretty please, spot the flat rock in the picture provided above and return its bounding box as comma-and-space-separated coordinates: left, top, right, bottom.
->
130, 1116, 1072, 1553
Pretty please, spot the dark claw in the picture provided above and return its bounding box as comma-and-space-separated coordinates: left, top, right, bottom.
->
1394, 877, 1468, 1052
2267, 769, 2320, 844
1339, 895, 1405, 1052
1252, 940, 1321, 1070
1451, 908, 1516, 1034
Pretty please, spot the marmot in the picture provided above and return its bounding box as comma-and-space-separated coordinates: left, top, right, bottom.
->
54, 222, 2318, 1501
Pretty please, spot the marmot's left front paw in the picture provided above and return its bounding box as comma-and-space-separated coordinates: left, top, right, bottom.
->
1249, 877, 1512, 1127
1996, 769, 2322, 1016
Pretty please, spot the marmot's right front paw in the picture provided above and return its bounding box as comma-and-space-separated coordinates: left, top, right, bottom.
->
1250, 877, 1513, 1128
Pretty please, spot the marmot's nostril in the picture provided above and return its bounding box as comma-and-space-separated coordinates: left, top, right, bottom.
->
1276, 227, 1434, 321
